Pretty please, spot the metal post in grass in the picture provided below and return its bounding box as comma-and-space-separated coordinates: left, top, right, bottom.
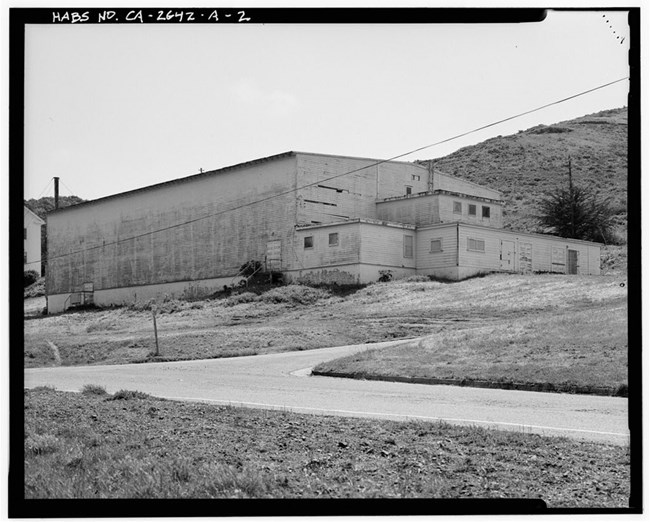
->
151, 302, 160, 356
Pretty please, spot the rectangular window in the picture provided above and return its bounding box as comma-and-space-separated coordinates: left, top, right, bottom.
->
405, 186, 412, 195
482, 206, 491, 218
468, 238, 485, 252
304, 236, 313, 249
453, 201, 462, 214
430, 239, 443, 253
411, 174, 421, 181
24, 251, 27, 263
468, 204, 477, 216
24, 228, 27, 239
329, 233, 339, 246
403, 235, 414, 258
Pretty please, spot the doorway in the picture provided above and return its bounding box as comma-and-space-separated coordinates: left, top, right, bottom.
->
500, 240, 515, 271
567, 249, 578, 274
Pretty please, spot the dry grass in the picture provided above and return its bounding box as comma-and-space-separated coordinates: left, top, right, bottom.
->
23, 387, 630, 505
315, 304, 627, 392
24, 274, 627, 391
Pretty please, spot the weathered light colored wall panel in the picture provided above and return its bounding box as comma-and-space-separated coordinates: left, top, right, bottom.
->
415, 224, 459, 271
438, 194, 503, 228
294, 222, 361, 270
358, 222, 417, 270
457, 224, 601, 276
47, 155, 298, 296
376, 194, 440, 226
458, 226, 503, 272
376, 162, 429, 199
296, 154, 380, 225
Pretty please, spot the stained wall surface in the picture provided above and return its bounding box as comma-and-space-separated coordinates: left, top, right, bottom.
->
47, 155, 298, 296
457, 224, 601, 276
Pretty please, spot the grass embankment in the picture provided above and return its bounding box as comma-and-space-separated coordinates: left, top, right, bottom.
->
313, 274, 628, 395
25, 274, 627, 394
24, 387, 629, 505
313, 298, 627, 395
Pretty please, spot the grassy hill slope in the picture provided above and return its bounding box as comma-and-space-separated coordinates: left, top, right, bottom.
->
418, 107, 628, 241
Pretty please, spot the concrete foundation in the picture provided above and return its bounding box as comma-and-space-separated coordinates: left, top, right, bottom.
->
47, 274, 243, 313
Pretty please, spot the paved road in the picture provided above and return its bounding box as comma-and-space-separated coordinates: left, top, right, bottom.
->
24, 340, 629, 445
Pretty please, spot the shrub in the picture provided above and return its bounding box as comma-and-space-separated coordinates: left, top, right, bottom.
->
225, 292, 260, 307
107, 389, 152, 401
261, 285, 329, 305
239, 260, 262, 276
24, 270, 40, 288
81, 384, 108, 396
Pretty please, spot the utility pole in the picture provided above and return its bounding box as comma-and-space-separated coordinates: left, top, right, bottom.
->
53, 177, 60, 209
568, 157, 575, 238
151, 303, 160, 356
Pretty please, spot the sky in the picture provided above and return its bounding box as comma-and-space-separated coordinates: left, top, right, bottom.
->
23, 8, 630, 201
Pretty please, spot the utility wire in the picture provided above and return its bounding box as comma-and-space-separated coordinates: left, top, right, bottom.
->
34, 177, 53, 199
60, 179, 77, 198
32, 77, 629, 266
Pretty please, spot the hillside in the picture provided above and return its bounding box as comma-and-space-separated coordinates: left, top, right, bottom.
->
418, 107, 628, 242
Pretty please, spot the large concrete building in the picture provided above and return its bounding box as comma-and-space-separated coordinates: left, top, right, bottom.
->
46, 151, 602, 313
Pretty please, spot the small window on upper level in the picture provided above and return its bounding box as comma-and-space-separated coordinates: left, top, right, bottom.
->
482, 206, 491, 218
468, 238, 485, 252
304, 236, 314, 249
403, 235, 414, 258
24, 251, 27, 263
468, 204, 477, 216
411, 174, 421, 181
430, 239, 443, 253
329, 233, 339, 246
453, 201, 462, 214
405, 186, 412, 196
24, 228, 27, 239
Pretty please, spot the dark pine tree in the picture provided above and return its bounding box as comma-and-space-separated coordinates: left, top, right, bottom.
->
538, 174, 615, 243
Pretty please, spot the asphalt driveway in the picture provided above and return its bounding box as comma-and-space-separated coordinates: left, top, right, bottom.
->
24, 339, 629, 445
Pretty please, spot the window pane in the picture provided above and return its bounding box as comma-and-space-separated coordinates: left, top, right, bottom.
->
304, 236, 313, 249
468, 238, 485, 252
406, 186, 412, 195
329, 233, 339, 246
482, 206, 490, 218
430, 239, 442, 253
468, 204, 476, 216
453, 201, 462, 214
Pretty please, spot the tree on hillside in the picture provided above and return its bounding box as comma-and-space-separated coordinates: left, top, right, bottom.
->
537, 162, 615, 243
24, 196, 85, 221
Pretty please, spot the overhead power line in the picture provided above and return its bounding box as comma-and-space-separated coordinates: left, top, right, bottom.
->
29, 77, 629, 266
34, 177, 54, 199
